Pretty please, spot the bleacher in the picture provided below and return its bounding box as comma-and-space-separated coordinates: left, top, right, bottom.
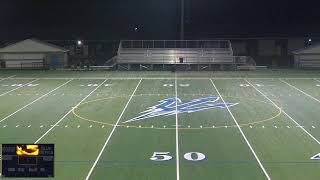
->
116, 40, 256, 71
298, 59, 320, 68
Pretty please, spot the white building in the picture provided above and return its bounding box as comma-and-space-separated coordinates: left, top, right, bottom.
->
293, 44, 320, 68
0, 39, 68, 69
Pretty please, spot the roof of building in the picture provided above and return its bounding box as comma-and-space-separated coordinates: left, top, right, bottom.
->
293, 43, 320, 54
0, 38, 69, 53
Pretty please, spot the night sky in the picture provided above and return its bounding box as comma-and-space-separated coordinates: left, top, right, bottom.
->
1, 0, 319, 40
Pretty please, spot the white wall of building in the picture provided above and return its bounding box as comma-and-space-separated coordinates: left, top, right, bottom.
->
0, 39, 69, 69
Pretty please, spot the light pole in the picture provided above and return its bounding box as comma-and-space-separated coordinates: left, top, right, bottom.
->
180, 0, 184, 40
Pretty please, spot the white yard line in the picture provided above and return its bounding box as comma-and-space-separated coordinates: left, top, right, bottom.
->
0, 79, 73, 124
280, 79, 320, 104
0, 75, 16, 82
210, 79, 271, 180
34, 79, 108, 144
85, 79, 142, 180
175, 73, 180, 180
245, 79, 320, 145
0, 79, 39, 97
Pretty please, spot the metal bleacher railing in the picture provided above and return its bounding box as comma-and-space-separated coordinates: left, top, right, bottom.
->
119, 40, 231, 49
116, 40, 256, 70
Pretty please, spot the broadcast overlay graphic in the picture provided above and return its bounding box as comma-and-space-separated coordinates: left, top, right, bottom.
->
1, 144, 54, 178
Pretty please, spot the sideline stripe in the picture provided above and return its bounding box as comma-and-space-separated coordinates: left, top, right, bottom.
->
0, 75, 16, 82
85, 79, 142, 180
9, 77, 320, 80
245, 79, 320, 145
0, 79, 39, 97
280, 79, 320, 104
210, 79, 271, 180
34, 79, 108, 144
175, 73, 180, 180
0, 79, 73, 124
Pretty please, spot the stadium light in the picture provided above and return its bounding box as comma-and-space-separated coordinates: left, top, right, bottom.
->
77, 40, 82, 46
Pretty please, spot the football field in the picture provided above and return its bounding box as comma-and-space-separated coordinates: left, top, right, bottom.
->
0, 70, 320, 179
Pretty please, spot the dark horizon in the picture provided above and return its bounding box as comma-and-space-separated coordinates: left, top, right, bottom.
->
1, 0, 320, 40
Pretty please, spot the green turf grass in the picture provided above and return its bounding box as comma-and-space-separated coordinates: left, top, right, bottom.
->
0, 70, 320, 180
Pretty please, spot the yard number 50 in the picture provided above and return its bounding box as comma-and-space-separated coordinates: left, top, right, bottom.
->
150, 152, 206, 162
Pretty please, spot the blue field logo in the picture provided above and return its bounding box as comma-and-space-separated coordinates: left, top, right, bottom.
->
123, 97, 238, 123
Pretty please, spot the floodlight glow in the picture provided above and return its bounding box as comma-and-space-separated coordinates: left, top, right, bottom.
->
308, 39, 312, 42
77, 40, 82, 45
